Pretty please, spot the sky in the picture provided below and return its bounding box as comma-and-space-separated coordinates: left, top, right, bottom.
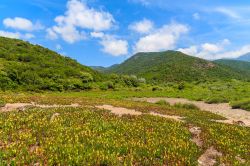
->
1, 0, 250, 67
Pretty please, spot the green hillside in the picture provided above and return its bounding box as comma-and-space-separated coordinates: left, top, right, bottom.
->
0, 37, 101, 91
106, 51, 249, 82
214, 59, 250, 75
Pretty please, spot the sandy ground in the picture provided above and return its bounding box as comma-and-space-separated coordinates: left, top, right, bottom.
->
133, 98, 250, 127
96, 105, 142, 117
0, 103, 80, 112
96, 105, 184, 121
198, 147, 222, 166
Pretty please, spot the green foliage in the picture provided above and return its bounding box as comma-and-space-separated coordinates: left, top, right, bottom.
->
0, 37, 101, 91
0, 98, 5, 107
105, 51, 250, 83
215, 59, 250, 76
155, 100, 170, 106
152, 86, 163, 91
205, 97, 229, 104
173, 103, 200, 110
231, 99, 250, 111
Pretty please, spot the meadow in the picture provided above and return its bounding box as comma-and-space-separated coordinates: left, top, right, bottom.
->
0, 87, 249, 165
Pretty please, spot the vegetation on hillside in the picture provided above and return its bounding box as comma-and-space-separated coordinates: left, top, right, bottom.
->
215, 59, 250, 75
0, 37, 102, 91
105, 51, 249, 83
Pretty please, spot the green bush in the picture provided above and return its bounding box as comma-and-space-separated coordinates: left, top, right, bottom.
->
174, 103, 200, 110
155, 100, 170, 106
231, 100, 250, 111
152, 86, 163, 91
205, 97, 229, 104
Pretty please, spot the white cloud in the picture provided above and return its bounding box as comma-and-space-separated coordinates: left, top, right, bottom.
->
46, 28, 58, 40
0, 31, 20, 39
3, 17, 43, 31
100, 35, 128, 56
129, 19, 154, 34
177, 39, 250, 59
48, 25, 87, 43
178, 46, 198, 55
0, 30, 35, 40
134, 22, 189, 53
90, 32, 104, 38
47, 0, 115, 43
216, 45, 250, 59
215, 7, 240, 19
193, 13, 200, 20
201, 43, 222, 53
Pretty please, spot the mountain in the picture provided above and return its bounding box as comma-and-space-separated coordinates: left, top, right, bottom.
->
0, 37, 101, 91
105, 51, 249, 82
214, 59, 250, 75
90, 66, 107, 72
236, 53, 250, 62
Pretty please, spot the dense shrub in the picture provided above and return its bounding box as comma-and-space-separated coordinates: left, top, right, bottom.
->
231, 100, 250, 111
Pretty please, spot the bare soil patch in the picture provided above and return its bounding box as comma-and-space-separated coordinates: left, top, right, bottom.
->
96, 105, 184, 121
134, 98, 250, 127
188, 125, 203, 147
96, 105, 142, 117
0, 103, 80, 112
198, 146, 222, 166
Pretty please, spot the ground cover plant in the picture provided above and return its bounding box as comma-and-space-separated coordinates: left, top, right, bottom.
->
0, 92, 249, 165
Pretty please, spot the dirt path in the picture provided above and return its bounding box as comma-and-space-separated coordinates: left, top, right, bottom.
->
96, 105, 184, 121
198, 147, 222, 166
0, 103, 80, 112
133, 98, 250, 127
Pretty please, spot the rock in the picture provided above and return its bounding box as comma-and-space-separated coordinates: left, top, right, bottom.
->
234, 121, 245, 126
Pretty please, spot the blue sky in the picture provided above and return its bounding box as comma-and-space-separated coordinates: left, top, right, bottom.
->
1, 0, 250, 66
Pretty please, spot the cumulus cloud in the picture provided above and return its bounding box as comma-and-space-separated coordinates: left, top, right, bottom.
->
178, 46, 198, 56
47, 0, 115, 43
90, 32, 105, 38
95, 35, 127, 56
134, 22, 189, 53
3, 17, 43, 31
0, 30, 35, 40
129, 19, 154, 34
177, 39, 250, 59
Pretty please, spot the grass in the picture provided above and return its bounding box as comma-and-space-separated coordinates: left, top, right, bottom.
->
0, 107, 199, 165
0, 91, 249, 165
173, 103, 200, 110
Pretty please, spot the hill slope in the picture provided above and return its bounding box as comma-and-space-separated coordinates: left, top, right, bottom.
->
106, 51, 248, 82
236, 53, 250, 62
0, 37, 101, 91
214, 59, 250, 75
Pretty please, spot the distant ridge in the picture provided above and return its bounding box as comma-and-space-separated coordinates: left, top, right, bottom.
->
104, 51, 249, 82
